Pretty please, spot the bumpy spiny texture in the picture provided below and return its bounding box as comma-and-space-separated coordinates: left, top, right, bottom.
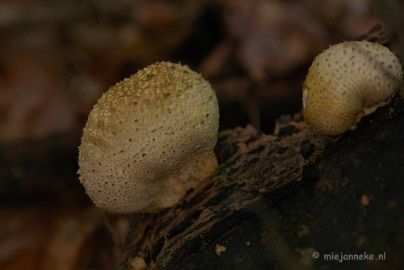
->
78, 62, 219, 213
303, 41, 402, 135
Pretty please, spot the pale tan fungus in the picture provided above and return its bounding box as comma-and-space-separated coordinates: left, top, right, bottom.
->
78, 62, 219, 213
303, 40, 403, 135
130, 256, 147, 270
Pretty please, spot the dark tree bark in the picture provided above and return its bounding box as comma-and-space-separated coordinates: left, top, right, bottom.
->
115, 97, 404, 270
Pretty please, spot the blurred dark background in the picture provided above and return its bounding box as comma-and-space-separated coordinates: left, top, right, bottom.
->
0, 0, 381, 140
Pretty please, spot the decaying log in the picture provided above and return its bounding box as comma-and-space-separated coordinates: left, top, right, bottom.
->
115, 97, 404, 270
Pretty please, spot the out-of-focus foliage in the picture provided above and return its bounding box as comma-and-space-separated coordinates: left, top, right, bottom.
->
0, 0, 378, 141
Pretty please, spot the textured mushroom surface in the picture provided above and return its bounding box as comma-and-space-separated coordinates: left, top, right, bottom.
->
303, 40, 403, 135
78, 62, 219, 213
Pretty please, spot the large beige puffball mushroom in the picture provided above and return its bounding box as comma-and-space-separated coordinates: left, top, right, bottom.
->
303, 40, 403, 135
78, 62, 219, 213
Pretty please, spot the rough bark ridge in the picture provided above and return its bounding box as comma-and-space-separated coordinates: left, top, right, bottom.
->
115, 97, 404, 270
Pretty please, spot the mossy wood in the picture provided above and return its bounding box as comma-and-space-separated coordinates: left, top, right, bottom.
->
116, 97, 404, 270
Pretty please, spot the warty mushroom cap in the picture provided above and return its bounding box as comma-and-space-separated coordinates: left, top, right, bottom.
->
303, 40, 403, 135
78, 62, 219, 213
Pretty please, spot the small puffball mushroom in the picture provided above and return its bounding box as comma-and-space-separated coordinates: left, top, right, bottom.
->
78, 62, 219, 213
302, 40, 403, 135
